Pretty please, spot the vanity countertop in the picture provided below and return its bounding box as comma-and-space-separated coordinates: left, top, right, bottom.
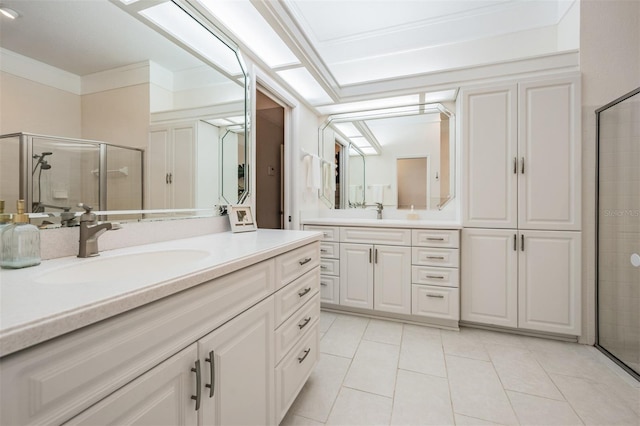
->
302, 217, 462, 229
0, 229, 321, 358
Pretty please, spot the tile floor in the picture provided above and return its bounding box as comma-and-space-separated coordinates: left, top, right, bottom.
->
281, 311, 640, 426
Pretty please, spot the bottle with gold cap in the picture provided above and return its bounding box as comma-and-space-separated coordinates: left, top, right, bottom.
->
1, 199, 41, 269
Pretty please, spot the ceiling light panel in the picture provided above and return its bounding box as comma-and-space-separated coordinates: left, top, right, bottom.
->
198, 0, 299, 68
333, 122, 361, 138
140, 2, 242, 76
277, 67, 332, 105
316, 95, 420, 116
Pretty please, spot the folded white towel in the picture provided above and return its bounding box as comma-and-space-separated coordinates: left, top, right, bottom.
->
305, 154, 321, 191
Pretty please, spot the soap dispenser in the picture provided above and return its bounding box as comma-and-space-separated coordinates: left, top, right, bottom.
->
1, 199, 41, 269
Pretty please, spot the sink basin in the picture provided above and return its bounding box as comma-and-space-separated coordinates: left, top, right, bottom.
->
35, 249, 211, 285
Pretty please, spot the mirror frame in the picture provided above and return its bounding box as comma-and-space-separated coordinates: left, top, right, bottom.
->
318, 103, 455, 210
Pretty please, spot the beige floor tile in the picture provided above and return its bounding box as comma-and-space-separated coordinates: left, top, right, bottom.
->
463, 327, 528, 348
486, 344, 564, 400
441, 329, 490, 361
320, 314, 369, 358
288, 353, 351, 423
390, 369, 454, 425
279, 412, 325, 426
343, 340, 399, 397
454, 414, 506, 426
446, 355, 518, 425
506, 391, 583, 425
318, 311, 338, 333
325, 388, 392, 426
363, 318, 403, 346
399, 325, 446, 378
550, 373, 640, 425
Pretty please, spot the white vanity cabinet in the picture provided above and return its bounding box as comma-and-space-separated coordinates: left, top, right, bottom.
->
0, 239, 321, 426
303, 225, 340, 304
461, 228, 581, 335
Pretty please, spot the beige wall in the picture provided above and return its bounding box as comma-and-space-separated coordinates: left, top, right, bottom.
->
0, 71, 81, 137
256, 106, 284, 229
81, 84, 150, 149
579, 0, 640, 344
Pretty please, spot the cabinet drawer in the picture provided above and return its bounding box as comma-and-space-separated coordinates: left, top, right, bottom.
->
320, 258, 339, 276
320, 241, 340, 259
412, 285, 460, 320
412, 266, 459, 288
275, 242, 320, 289
320, 275, 340, 304
0, 259, 275, 426
412, 229, 459, 248
412, 247, 459, 268
275, 326, 319, 423
341, 227, 411, 245
303, 225, 339, 242
275, 294, 320, 362
275, 268, 320, 326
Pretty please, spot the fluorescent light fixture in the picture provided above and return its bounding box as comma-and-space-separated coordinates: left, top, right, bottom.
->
207, 118, 234, 127
316, 94, 420, 116
0, 7, 19, 19
359, 147, 378, 155
334, 122, 361, 138
118, 0, 140, 4
140, 2, 242, 76
424, 89, 458, 103
277, 67, 332, 105
226, 115, 246, 124
349, 137, 369, 148
199, 0, 299, 68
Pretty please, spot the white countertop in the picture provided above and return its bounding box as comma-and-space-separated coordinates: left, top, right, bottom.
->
302, 217, 462, 229
0, 229, 321, 357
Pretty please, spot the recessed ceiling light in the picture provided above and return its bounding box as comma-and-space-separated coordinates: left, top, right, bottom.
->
0, 7, 19, 19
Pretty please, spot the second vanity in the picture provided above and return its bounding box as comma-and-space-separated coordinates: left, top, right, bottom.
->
303, 218, 461, 329
0, 229, 322, 425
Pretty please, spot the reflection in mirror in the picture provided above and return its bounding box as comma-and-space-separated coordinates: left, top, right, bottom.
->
0, 0, 248, 224
220, 126, 247, 204
320, 104, 454, 210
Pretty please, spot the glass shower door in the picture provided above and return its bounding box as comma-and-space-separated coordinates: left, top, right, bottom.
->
597, 87, 640, 379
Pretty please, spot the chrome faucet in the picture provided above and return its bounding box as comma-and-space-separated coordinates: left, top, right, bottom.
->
364, 202, 384, 219
77, 204, 117, 258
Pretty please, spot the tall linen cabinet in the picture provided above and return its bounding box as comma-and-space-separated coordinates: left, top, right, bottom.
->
460, 75, 582, 336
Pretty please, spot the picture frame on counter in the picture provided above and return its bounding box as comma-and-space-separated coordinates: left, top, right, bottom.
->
228, 205, 257, 232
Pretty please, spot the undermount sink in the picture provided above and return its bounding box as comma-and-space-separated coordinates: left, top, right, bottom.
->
35, 249, 211, 285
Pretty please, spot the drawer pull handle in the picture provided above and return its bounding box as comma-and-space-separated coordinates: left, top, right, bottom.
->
191, 360, 201, 411
321, 282, 328, 286
298, 348, 311, 363
320, 249, 328, 253
299, 257, 312, 266
426, 256, 445, 260
298, 287, 311, 297
298, 317, 312, 330
426, 275, 445, 279
320, 265, 327, 270
426, 294, 445, 299
426, 237, 445, 241
205, 350, 214, 398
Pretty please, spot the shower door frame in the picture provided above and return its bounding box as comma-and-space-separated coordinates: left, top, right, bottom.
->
595, 86, 640, 381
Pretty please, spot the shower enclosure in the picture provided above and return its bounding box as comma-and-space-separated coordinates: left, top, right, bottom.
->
0, 133, 143, 225
596, 87, 640, 380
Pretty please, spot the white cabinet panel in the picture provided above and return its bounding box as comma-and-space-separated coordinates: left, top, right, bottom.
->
412, 285, 459, 320
374, 245, 411, 315
518, 77, 581, 230
518, 231, 581, 335
320, 275, 340, 304
340, 243, 374, 309
462, 84, 518, 228
461, 229, 518, 328
341, 227, 411, 245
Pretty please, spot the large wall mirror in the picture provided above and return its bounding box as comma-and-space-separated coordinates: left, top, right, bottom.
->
319, 104, 455, 210
0, 0, 248, 225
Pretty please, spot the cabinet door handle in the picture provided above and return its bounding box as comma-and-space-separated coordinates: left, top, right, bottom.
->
369, 248, 372, 263
426, 294, 445, 299
298, 287, 311, 297
165, 173, 169, 184
205, 350, 214, 398
426, 256, 445, 260
426, 237, 445, 241
169, 172, 173, 184
299, 257, 312, 266
521, 157, 525, 174
521, 234, 525, 251
298, 348, 311, 363
513, 234, 517, 251
375, 249, 378, 264
191, 360, 201, 411
426, 275, 445, 279
298, 317, 312, 330
513, 157, 518, 174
